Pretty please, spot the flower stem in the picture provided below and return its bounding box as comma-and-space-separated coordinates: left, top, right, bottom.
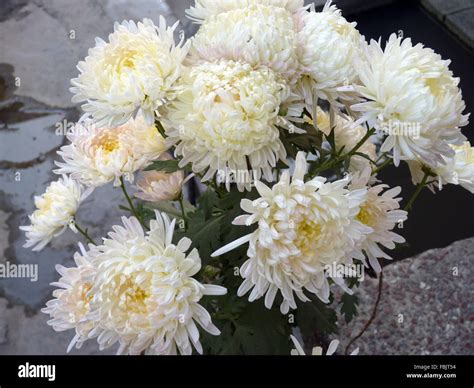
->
155, 119, 166, 139
119, 176, 149, 230
74, 221, 96, 245
344, 271, 383, 355
309, 128, 376, 178
372, 157, 393, 175
404, 171, 430, 211
178, 195, 187, 230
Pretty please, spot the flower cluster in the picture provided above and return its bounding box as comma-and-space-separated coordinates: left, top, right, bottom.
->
21, 0, 471, 355
42, 212, 226, 355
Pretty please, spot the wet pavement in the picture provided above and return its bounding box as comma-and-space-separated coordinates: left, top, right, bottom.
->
0, 0, 472, 355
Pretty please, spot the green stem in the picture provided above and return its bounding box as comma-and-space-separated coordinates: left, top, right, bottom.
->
120, 176, 149, 230
74, 221, 96, 245
309, 128, 376, 178
178, 195, 187, 230
347, 127, 376, 158
155, 119, 166, 138
404, 171, 430, 211
372, 157, 393, 175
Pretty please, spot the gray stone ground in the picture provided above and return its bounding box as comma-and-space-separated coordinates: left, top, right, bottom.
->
332, 238, 473, 355
0, 0, 472, 355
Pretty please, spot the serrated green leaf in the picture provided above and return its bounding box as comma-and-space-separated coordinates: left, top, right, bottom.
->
340, 293, 359, 323
144, 159, 180, 172
296, 297, 338, 338
198, 188, 218, 219
186, 210, 223, 262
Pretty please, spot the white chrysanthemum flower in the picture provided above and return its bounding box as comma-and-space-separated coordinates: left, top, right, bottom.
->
87, 211, 226, 355
55, 115, 166, 187
189, 4, 300, 82
186, 0, 304, 23
164, 59, 303, 191
290, 335, 359, 355
70, 17, 189, 127
135, 170, 192, 202
408, 141, 474, 194
315, 108, 377, 173
296, 1, 364, 106
352, 33, 469, 167
350, 167, 408, 273
212, 152, 371, 314
42, 243, 96, 352
20, 175, 92, 251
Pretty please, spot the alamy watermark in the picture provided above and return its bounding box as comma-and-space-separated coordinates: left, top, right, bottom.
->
380, 120, 420, 139
216, 168, 260, 187
324, 262, 365, 281
0, 261, 38, 282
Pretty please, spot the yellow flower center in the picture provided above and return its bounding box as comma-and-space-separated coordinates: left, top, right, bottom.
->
92, 132, 121, 154
425, 77, 443, 97
120, 278, 149, 314
294, 220, 321, 256
117, 50, 138, 71
356, 205, 375, 227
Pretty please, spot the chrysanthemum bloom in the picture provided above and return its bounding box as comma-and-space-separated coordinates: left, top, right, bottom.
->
408, 141, 474, 194
135, 170, 193, 202
70, 17, 189, 127
55, 116, 166, 187
351, 33, 469, 167
296, 1, 365, 106
212, 152, 371, 313
20, 175, 92, 251
189, 4, 300, 82
290, 335, 359, 355
87, 211, 226, 355
315, 108, 377, 173
186, 0, 304, 23
42, 243, 97, 352
164, 59, 304, 191
350, 167, 407, 273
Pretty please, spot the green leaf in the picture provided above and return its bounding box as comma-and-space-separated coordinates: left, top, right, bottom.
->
278, 128, 299, 159
204, 298, 292, 355
236, 300, 292, 355
286, 122, 322, 153
144, 159, 180, 173
198, 188, 218, 219
340, 293, 359, 323
185, 209, 223, 262
296, 297, 338, 338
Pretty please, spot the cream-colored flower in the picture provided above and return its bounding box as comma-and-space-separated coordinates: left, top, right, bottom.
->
42, 243, 96, 352
164, 59, 303, 191
189, 4, 300, 82
350, 167, 407, 273
186, 0, 304, 22
352, 33, 469, 167
212, 152, 371, 314
408, 141, 474, 194
296, 1, 364, 105
135, 170, 191, 202
20, 175, 92, 251
290, 335, 359, 355
71, 17, 189, 127
86, 211, 226, 355
55, 115, 166, 187
315, 108, 377, 173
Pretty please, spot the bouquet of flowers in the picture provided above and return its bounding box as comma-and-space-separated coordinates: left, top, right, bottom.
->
21, 0, 471, 355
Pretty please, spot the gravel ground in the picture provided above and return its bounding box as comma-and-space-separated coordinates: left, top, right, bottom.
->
333, 237, 474, 355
